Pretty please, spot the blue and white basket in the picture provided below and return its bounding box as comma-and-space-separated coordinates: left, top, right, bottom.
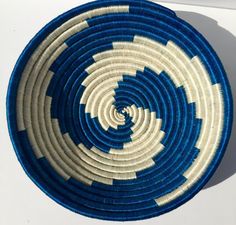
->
7, 0, 233, 221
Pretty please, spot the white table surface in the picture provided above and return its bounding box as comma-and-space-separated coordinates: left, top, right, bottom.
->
0, 1, 235, 225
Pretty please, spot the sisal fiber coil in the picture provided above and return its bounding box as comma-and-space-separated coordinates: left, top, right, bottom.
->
7, 0, 233, 221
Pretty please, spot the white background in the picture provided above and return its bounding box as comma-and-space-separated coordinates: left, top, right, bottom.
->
158, 0, 236, 9
0, 1, 236, 225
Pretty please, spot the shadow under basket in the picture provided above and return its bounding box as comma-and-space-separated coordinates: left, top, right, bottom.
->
7, 0, 233, 221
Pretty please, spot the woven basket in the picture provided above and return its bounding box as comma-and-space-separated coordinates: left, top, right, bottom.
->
7, 0, 233, 221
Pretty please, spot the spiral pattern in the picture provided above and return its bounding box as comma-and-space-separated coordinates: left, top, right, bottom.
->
7, 0, 232, 221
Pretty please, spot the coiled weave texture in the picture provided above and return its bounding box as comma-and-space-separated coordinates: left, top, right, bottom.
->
7, 0, 233, 221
